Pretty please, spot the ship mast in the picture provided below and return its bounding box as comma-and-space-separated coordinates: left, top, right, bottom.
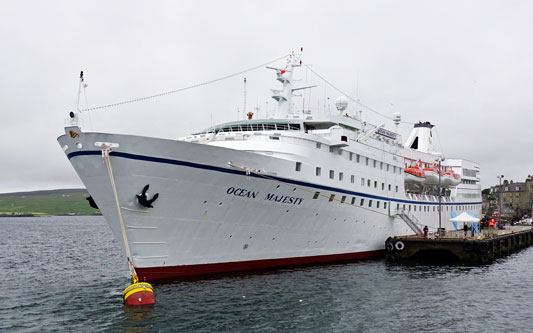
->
267, 50, 315, 119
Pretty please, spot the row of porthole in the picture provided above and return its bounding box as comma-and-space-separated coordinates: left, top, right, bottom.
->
313, 191, 481, 214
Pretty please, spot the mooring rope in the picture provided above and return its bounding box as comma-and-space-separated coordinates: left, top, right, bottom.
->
76, 53, 291, 113
102, 147, 138, 283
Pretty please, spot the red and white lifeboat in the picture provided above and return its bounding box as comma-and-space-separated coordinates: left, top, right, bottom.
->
442, 167, 461, 187
423, 163, 440, 185
404, 160, 426, 184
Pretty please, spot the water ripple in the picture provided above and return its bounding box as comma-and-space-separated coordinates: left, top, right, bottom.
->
1, 216, 532, 332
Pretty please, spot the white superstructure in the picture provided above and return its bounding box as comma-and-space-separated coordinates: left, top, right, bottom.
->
58, 54, 482, 280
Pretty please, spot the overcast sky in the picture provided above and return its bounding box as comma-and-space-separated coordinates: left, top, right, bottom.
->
1, 0, 532, 193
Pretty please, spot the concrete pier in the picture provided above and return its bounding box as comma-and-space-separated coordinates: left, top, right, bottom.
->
385, 227, 533, 263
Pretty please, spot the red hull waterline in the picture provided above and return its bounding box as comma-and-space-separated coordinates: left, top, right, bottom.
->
135, 250, 384, 281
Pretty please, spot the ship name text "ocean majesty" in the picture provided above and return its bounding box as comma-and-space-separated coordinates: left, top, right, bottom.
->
226, 187, 304, 205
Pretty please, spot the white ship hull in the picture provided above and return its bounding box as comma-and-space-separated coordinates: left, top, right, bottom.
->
58, 125, 481, 281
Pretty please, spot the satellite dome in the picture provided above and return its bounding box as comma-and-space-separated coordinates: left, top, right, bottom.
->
335, 96, 349, 111
393, 111, 401, 125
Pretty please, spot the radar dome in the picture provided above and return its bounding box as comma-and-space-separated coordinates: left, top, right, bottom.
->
335, 96, 349, 112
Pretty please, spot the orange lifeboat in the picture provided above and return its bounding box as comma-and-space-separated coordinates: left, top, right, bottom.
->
404, 160, 426, 184
442, 167, 461, 187
423, 163, 441, 185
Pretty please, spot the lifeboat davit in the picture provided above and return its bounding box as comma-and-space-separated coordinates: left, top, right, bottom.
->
404, 162, 426, 184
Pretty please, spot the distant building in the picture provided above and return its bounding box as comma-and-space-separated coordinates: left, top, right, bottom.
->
489, 175, 533, 220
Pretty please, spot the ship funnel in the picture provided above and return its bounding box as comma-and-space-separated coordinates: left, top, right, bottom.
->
404, 121, 438, 154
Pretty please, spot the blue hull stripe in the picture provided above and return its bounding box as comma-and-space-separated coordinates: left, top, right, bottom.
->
67, 150, 482, 207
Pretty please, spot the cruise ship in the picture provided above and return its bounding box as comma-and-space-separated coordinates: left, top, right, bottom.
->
58, 53, 482, 281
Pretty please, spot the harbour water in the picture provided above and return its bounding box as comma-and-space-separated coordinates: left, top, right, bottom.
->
2, 216, 532, 332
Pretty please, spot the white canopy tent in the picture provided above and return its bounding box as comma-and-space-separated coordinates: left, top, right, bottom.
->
450, 212, 480, 224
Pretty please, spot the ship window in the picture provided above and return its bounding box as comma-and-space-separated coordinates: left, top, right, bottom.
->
377, 201, 380, 208
369, 200, 372, 208
329, 170, 334, 179
329, 194, 335, 202
414, 206, 417, 212
264, 124, 276, 130
373, 160, 377, 168
339, 172, 344, 181
351, 197, 356, 205
313, 192, 320, 199
387, 164, 390, 172
356, 154, 360, 163
366, 157, 369, 166
330, 147, 335, 153
351, 175, 355, 183
316, 142, 321, 149
381, 183, 385, 190
403, 204, 406, 211
396, 203, 399, 211
367, 179, 371, 187
393, 166, 397, 173
337, 149, 342, 155
289, 124, 301, 130
361, 178, 365, 186
341, 195, 346, 203
380, 162, 383, 170
277, 124, 289, 131
316, 167, 321, 176
395, 186, 398, 192
360, 199, 365, 206
374, 181, 377, 188
384, 202, 387, 209
409, 205, 411, 211
349, 152, 353, 161
341, 135, 347, 142
388, 184, 391, 191
269, 136, 280, 140
295, 162, 302, 171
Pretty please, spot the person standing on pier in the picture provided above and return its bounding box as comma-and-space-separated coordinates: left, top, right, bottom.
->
463, 223, 468, 238
423, 226, 429, 238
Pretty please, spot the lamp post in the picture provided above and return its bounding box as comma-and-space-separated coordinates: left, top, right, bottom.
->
497, 175, 504, 229
436, 158, 444, 236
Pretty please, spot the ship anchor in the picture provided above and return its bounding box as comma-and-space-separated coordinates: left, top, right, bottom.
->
137, 184, 159, 208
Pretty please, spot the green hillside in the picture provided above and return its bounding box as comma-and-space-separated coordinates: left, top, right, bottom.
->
0, 189, 100, 215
